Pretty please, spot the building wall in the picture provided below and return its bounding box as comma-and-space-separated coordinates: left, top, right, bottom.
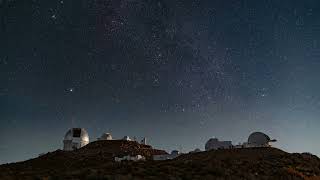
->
153, 153, 180, 161
63, 138, 88, 151
63, 140, 73, 151
205, 139, 233, 151
115, 155, 146, 162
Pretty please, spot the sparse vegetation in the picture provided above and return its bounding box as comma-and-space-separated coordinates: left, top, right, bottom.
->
1, 142, 320, 180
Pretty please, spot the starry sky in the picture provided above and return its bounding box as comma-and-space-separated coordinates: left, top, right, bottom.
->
1, 0, 320, 164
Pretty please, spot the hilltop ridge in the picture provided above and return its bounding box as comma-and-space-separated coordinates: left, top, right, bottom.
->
1, 141, 320, 180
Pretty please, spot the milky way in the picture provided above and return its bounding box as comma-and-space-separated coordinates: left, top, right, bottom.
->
1, 0, 320, 164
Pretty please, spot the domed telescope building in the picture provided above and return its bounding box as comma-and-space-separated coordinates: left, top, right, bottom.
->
63, 128, 89, 151
247, 132, 277, 147
205, 138, 232, 151
122, 136, 132, 141
98, 133, 113, 140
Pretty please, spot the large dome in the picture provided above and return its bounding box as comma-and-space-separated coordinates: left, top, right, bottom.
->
247, 132, 274, 147
63, 128, 89, 151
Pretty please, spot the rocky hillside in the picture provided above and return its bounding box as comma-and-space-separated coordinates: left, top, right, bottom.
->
0, 140, 167, 180
1, 144, 320, 180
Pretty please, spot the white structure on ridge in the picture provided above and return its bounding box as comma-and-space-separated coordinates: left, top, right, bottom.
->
141, 137, 147, 145
63, 128, 89, 151
98, 133, 113, 140
205, 138, 232, 151
153, 150, 181, 161
115, 155, 146, 162
122, 136, 131, 141
246, 132, 276, 147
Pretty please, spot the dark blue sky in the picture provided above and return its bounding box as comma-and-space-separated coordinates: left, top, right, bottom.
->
1, 0, 320, 164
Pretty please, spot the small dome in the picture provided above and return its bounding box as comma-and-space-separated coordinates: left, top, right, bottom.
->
248, 132, 274, 147
122, 136, 131, 141
171, 150, 180, 155
99, 133, 113, 140
194, 148, 201, 152
63, 128, 89, 151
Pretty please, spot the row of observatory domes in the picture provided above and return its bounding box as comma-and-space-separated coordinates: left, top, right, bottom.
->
62, 128, 277, 152
63, 128, 146, 151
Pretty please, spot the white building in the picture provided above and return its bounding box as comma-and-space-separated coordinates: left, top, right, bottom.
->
98, 133, 113, 140
205, 138, 232, 151
246, 132, 276, 147
140, 137, 147, 145
115, 155, 146, 162
122, 136, 131, 141
63, 128, 89, 151
153, 150, 181, 161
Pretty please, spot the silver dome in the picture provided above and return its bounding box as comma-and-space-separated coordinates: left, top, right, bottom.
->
63, 128, 89, 151
64, 128, 89, 142
248, 132, 275, 146
99, 133, 113, 140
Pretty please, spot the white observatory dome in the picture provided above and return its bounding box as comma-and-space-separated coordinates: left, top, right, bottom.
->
122, 136, 131, 141
247, 132, 276, 147
63, 128, 89, 151
98, 133, 113, 140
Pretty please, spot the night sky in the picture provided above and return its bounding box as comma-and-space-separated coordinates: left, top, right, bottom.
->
1, 0, 320, 164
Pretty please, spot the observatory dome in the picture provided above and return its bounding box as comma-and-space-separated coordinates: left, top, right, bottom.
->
122, 136, 131, 141
63, 128, 89, 151
247, 132, 276, 147
99, 133, 113, 140
205, 138, 232, 151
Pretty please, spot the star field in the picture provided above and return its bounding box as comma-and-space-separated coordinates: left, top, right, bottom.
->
1, 0, 320, 164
